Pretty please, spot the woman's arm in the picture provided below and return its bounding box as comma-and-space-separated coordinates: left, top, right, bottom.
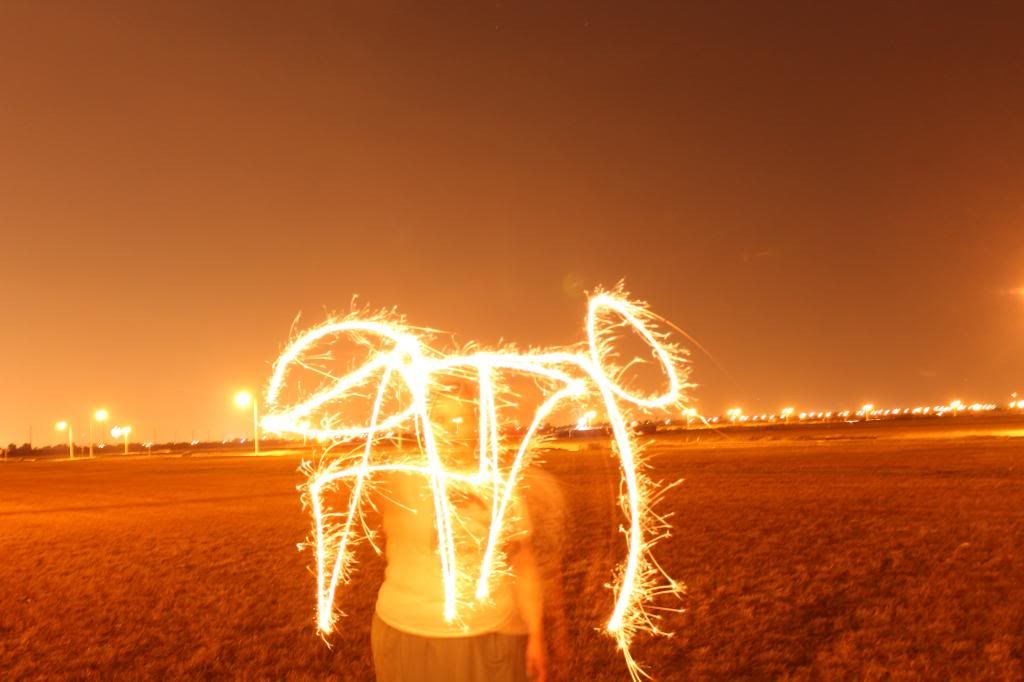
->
513, 539, 547, 682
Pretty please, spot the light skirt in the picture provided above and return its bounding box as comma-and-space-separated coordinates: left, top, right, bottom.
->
371, 613, 528, 682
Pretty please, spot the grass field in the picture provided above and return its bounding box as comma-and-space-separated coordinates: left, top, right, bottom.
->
2, 425, 1023, 680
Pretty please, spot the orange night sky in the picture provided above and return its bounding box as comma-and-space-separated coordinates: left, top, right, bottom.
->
1, 2, 1023, 445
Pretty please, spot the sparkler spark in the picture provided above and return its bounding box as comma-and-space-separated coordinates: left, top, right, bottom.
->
262, 288, 691, 679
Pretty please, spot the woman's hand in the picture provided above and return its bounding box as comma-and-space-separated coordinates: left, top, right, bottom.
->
526, 632, 547, 682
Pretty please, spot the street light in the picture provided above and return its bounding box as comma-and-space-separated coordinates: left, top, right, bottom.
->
90, 408, 109, 458
234, 390, 260, 455
56, 420, 74, 459
682, 407, 698, 430
110, 425, 131, 455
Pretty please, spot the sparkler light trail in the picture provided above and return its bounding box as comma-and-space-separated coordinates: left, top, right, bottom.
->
261, 287, 691, 679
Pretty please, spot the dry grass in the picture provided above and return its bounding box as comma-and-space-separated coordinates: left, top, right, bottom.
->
1, 429, 1023, 680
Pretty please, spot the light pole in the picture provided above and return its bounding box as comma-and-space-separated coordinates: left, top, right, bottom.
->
234, 390, 259, 455
683, 407, 698, 430
56, 421, 74, 459
90, 408, 109, 458
111, 425, 132, 455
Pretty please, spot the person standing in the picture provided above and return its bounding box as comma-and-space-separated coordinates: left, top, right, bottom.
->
370, 470, 546, 682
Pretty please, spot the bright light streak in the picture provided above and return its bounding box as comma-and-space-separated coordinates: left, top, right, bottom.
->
262, 288, 690, 680
576, 409, 598, 430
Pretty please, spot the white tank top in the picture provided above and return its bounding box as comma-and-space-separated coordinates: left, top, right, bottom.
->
374, 472, 528, 637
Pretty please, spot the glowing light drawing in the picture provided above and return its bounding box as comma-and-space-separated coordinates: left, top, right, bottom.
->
262, 287, 690, 679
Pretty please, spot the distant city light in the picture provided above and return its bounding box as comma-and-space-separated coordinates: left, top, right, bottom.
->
687, 398, 1005, 427
110, 425, 132, 455
89, 408, 110, 458
576, 409, 598, 430
55, 420, 74, 459
233, 390, 260, 455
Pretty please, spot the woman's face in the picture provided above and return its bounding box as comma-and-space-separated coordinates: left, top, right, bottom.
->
430, 376, 480, 470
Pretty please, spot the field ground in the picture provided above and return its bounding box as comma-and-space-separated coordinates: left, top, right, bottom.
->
2, 421, 1023, 680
